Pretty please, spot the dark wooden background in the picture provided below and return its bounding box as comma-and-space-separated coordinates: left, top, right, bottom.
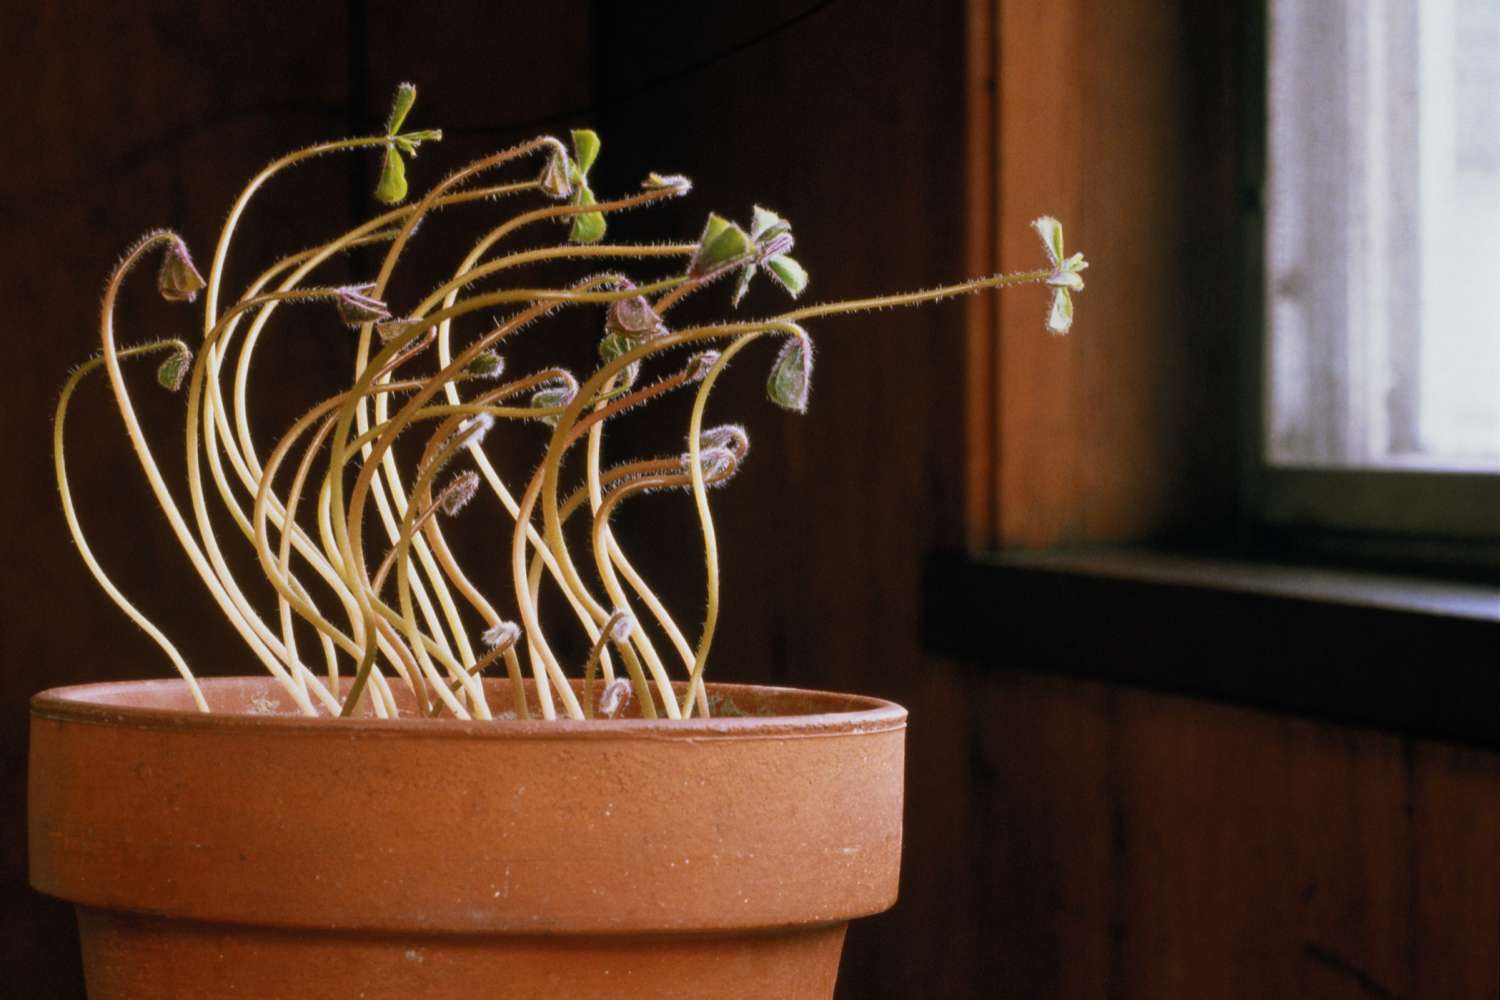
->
3, 1, 1497, 997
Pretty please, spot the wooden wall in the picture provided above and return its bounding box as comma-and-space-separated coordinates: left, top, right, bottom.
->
3, 1, 1497, 997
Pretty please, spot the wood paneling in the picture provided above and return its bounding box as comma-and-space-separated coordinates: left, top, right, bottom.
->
7, 2, 1498, 998
982, 0, 1241, 549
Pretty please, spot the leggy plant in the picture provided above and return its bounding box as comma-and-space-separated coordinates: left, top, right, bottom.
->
56, 83, 1088, 721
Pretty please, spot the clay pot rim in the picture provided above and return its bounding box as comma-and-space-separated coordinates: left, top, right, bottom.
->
32, 677, 906, 740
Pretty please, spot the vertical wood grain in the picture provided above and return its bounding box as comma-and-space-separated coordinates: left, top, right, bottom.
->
990, 0, 1240, 547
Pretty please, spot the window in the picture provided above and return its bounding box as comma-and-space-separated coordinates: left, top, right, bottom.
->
1260, 0, 1500, 540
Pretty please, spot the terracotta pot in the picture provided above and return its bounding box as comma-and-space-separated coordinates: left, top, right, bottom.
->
29, 677, 905, 999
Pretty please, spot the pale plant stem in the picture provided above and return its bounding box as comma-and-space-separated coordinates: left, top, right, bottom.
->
262, 396, 481, 720
585, 408, 684, 715
184, 289, 365, 712
55, 342, 211, 713
337, 280, 684, 718
99, 235, 318, 715
341, 146, 561, 718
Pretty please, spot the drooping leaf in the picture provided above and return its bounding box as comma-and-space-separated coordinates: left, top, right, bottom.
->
765, 255, 808, 297
598, 331, 642, 388
766, 331, 813, 413
334, 284, 392, 326
157, 239, 206, 302
462, 351, 505, 379
374, 147, 407, 205
156, 348, 192, 391
531, 385, 576, 425
569, 187, 606, 244
1046, 288, 1074, 335
538, 149, 573, 199
606, 292, 664, 340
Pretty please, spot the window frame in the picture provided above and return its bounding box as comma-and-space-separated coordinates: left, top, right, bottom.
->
1245, 0, 1500, 553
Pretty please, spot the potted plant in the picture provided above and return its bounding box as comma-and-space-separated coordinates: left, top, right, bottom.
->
29, 84, 1087, 999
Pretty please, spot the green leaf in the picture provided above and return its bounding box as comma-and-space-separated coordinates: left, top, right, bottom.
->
569, 187, 606, 244
598, 331, 641, 389
1046, 288, 1074, 335
765, 255, 808, 297
462, 351, 505, 379
731, 264, 756, 307
766, 331, 813, 413
690, 214, 752, 274
386, 82, 417, 134
156, 348, 192, 392
750, 205, 790, 241
374, 147, 407, 205
571, 129, 601, 175
531, 386, 575, 426
1031, 215, 1065, 268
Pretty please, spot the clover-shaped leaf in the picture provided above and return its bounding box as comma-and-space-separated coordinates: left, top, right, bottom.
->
729, 205, 808, 306
373, 83, 442, 206
565, 129, 607, 243
570, 187, 606, 244
1031, 215, 1088, 335
690, 213, 753, 276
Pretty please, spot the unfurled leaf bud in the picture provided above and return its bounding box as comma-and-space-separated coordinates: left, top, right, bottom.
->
462, 350, 504, 379
386, 82, 417, 135
538, 149, 573, 200
531, 385, 576, 425
374, 147, 408, 205
599, 677, 632, 717
598, 331, 641, 389
571, 129, 601, 177
569, 187, 606, 244
334, 284, 392, 326
438, 470, 481, 516
765, 255, 808, 297
157, 239, 206, 302
482, 619, 521, 651
689, 214, 752, 275
642, 172, 692, 194
684, 350, 721, 383
156, 347, 192, 392
605, 289, 664, 340
766, 331, 813, 413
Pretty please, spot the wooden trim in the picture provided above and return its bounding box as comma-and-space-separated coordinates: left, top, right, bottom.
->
964, 0, 998, 551
924, 548, 1500, 750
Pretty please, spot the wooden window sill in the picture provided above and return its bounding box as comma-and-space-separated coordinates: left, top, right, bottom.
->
923, 547, 1500, 751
